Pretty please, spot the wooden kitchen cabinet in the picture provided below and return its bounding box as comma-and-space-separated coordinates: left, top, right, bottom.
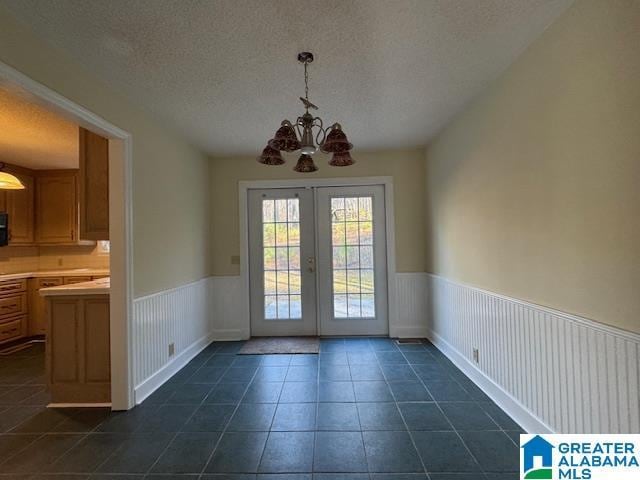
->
28, 277, 63, 335
63, 276, 93, 285
6, 172, 35, 245
46, 295, 111, 403
0, 165, 35, 245
79, 127, 109, 241
0, 278, 29, 344
35, 171, 78, 244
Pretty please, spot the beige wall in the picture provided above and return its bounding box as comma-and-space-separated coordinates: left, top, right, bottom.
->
0, 9, 211, 297
210, 149, 426, 276
425, 0, 640, 333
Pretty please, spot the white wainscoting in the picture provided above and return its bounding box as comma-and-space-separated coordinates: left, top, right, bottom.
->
393, 273, 430, 338
132, 277, 213, 403
206, 273, 429, 340
210, 275, 248, 340
427, 274, 640, 434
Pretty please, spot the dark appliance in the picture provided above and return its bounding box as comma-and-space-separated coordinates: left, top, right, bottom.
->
0, 213, 8, 246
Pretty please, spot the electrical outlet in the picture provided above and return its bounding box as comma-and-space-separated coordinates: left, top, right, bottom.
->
472, 348, 479, 364
169, 343, 175, 357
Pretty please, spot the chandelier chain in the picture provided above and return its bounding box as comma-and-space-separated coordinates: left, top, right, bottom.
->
304, 61, 309, 105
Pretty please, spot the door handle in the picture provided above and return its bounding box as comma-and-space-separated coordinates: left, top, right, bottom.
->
307, 257, 315, 273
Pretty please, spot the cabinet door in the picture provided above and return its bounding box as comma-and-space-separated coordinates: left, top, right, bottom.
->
36, 172, 78, 244
79, 128, 109, 240
30, 277, 63, 335
6, 173, 35, 245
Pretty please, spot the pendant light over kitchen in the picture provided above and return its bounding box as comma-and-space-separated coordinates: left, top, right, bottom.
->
0, 163, 25, 190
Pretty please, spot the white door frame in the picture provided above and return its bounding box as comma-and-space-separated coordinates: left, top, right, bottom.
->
239, 176, 397, 338
0, 61, 135, 410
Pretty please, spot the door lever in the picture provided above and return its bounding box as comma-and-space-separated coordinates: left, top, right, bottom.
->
307, 257, 316, 273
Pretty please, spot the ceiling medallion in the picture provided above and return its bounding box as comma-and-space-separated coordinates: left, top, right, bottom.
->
258, 52, 355, 172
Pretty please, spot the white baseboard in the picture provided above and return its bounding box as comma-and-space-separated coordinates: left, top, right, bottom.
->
391, 325, 429, 339
134, 331, 214, 404
212, 328, 248, 341
48, 403, 112, 408
429, 329, 552, 433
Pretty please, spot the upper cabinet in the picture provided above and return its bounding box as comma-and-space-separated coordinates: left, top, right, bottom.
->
0, 167, 36, 246
0, 126, 109, 247
35, 170, 78, 244
79, 128, 109, 240
6, 172, 35, 245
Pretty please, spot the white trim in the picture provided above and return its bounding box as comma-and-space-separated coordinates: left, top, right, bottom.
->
393, 325, 429, 338
134, 331, 214, 405
47, 403, 112, 408
430, 274, 640, 342
211, 328, 246, 341
133, 276, 207, 302
0, 61, 135, 410
239, 176, 397, 338
429, 329, 553, 434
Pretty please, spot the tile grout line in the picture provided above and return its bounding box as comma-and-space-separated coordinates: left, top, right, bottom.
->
380, 345, 432, 479
409, 342, 492, 478
197, 345, 286, 478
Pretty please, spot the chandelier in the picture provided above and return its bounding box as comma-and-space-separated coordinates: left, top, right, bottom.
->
258, 52, 355, 172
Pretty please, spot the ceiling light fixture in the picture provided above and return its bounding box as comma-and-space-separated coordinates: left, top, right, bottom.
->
258, 52, 355, 172
0, 163, 25, 190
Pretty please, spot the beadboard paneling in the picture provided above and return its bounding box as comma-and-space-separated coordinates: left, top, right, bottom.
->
427, 274, 640, 434
133, 277, 212, 402
210, 275, 248, 340
393, 272, 429, 338
207, 273, 428, 339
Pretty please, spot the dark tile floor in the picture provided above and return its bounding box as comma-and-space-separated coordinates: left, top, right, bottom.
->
0, 338, 524, 479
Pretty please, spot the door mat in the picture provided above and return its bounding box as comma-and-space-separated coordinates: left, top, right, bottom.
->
239, 337, 319, 355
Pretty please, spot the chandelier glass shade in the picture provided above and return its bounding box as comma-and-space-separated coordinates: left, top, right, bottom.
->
258, 52, 355, 171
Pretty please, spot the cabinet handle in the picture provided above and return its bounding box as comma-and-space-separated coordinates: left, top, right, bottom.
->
71, 229, 74, 241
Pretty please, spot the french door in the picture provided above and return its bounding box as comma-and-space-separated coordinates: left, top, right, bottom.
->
248, 185, 388, 336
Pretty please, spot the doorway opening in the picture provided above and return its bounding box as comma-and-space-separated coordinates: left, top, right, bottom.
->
0, 61, 133, 410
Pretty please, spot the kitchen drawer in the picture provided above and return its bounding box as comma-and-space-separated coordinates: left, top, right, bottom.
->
64, 276, 93, 285
0, 293, 27, 319
0, 316, 25, 343
37, 277, 64, 289
0, 278, 27, 295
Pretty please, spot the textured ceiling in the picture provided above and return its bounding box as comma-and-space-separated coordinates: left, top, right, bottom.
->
0, 85, 78, 169
1, 0, 573, 156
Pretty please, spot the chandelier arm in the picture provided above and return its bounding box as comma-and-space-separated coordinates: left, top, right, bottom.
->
293, 118, 303, 140
313, 117, 326, 146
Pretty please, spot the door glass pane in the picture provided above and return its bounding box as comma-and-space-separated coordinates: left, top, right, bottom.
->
330, 196, 376, 318
263, 198, 302, 320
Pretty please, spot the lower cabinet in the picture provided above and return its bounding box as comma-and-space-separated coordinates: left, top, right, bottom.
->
0, 279, 29, 344
1, 275, 108, 342
46, 294, 110, 403
28, 277, 63, 336
0, 315, 27, 343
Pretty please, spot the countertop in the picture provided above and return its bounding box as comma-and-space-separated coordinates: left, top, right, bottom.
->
40, 277, 110, 297
0, 268, 110, 282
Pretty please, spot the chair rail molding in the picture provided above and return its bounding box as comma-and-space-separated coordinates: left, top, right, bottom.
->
426, 273, 640, 434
